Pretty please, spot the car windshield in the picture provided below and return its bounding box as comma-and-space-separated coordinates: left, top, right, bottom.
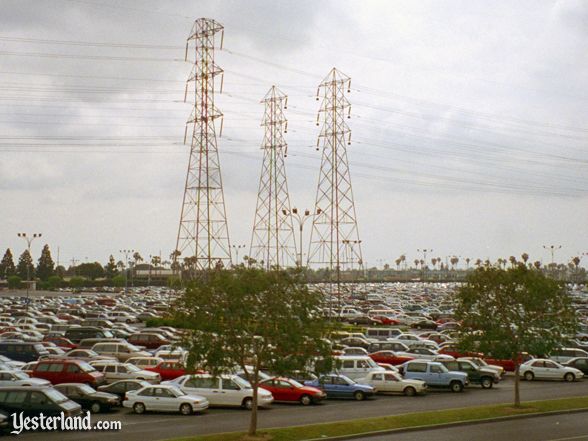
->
232, 376, 251, 389
125, 364, 141, 372
340, 375, 355, 384
167, 386, 184, 397
288, 379, 304, 388
13, 371, 29, 380
77, 384, 96, 394
45, 389, 68, 404
78, 361, 97, 373
127, 344, 141, 352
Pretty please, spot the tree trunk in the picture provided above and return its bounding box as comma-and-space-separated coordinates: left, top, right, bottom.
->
514, 362, 520, 407
248, 368, 259, 437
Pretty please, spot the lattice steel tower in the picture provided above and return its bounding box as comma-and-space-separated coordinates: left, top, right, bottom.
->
307, 68, 363, 279
175, 18, 232, 271
249, 86, 297, 270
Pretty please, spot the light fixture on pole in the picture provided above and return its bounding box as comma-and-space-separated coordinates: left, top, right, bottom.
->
282, 207, 322, 267
17, 232, 42, 309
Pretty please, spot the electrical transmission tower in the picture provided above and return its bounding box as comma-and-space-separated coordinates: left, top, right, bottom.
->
249, 86, 297, 270
307, 68, 363, 282
175, 18, 232, 272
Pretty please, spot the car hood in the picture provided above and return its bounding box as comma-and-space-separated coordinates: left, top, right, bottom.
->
90, 391, 120, 401
403, 378, 426, 386
23, 378, 51, 386
299, 385, 325, 395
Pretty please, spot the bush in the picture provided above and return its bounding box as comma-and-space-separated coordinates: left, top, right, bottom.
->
68, 277, 85, 288
167, 276, 182, 290
112, 275, 126, 288
47, 275, 63, 290
7, 275, 21, 289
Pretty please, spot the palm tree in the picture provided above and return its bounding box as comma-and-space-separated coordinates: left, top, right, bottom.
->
413, 259, 419, 269
395, 258, 401, 270
508, 256, 517, 268
521, 253, 529, 264
465, 257, 471, 269
431, 258, 438, 269
533, 261, 542, 270
450, 256, 459, 270
475, 258, 482, 268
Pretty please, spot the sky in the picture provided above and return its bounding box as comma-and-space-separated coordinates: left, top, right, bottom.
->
0, 0, 587, 269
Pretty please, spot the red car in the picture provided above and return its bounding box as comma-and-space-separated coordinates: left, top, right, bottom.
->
144, 361, 203, 381
31, 359, 106, 386
371, 316, 401, 326
483, 353, 533, 372
369, 350, 414, 366
43, 336, 77, 350
127, 333, 170, 350
259, 377, 326, 405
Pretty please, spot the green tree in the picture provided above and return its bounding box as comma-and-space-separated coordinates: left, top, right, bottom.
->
174, 268, 334, 437
36, 244, 55, 281
75, 262, 105, 280
454, 265, 577, 407
69, 277, 85, 289
7, 275, 21, 289
47, 275, 63, 290
0, 248, 16, 279
112, 274, 126, 288
17, 250, 35, 281
104, 255, 119, 280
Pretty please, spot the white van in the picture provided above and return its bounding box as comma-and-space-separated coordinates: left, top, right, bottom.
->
365, 328, 402, 341
336, 355, 386, 380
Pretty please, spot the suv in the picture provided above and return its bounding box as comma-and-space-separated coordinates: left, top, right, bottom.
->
91, 342, 150, 362
400, 360, 468, 392
0, 342, 49, 363
127, 333, 170, 350
31, 359, 106, 387
65, 327, 114, 344
439, 359, 499, 389
336, 355, 386, 380
0, 387, 82, 419
91, 361, 160, 384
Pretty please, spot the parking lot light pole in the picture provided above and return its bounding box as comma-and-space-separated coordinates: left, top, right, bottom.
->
231, 244, 245, 267
119, 249, 134, 293
17, 232, 42, 310
283, 207, 321, 267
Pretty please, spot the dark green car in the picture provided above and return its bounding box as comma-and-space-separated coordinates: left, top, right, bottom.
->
439, 360, 499, 389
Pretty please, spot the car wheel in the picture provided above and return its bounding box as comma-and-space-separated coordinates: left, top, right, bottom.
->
353, 391, 365, 401
481, 377, 493, 389
299, 395, 312, 406
133, 402, 145, 414
524, 371, 534, 381
564, 373, 575, 382
180, 403, 193, 415
90, 402, 101, 413
450, 381, 463, 393
242, 397, 253, 410
404, 386, 416, 397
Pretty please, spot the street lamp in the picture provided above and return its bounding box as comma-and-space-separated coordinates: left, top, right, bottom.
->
119, 249, 134, 293
282, 207, 322, 267
231, 245, 246, 267
342, 239, 362, 271
543, 245, 562, 265
17, 232, 42, 309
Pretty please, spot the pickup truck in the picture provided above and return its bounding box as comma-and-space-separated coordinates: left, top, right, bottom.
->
399, 360, 468, 392
439, 359, 499, 389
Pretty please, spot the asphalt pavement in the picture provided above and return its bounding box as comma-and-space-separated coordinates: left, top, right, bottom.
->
13, 375, 588, 441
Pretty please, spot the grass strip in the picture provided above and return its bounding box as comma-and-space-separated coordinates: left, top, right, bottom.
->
167, 395, 588, 441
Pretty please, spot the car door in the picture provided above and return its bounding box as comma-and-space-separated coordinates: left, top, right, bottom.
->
428, 364, 445, 386
221, 378, 245, 406
369, 373, 386, 391
0, 372, 12, 387
267, 380, 285, 401
531, 361, 548, 378
153, 387, 176, 411
103, 365, 117, 382
384, 373, 403, 393
543, 361, 561, 379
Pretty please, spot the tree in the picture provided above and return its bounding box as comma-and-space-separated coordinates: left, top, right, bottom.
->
0, 249, 16, 279
47, 275, 63, 290
36, 244, 55, 281
112, 274, 126, 288
7, 275, 21, 289
17, 250, 35, 281
454, 265, 577, 407
69, 277, 85, 289
521, 253, 529, 264
104, 255, 119, 279
450, 256, 459, 270
174, 268, 334, 437
75, 262, 105, 280
132, 252, 143, 265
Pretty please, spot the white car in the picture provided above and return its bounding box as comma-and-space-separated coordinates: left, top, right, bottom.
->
396, 347, 440, 360
124, 384, 208, 415
127, 357, 164, 369
0, 370, 50, 387
357, 371, 427, 396
520, 358, 584, 382
90, 361, 160, 384
341, 347, 370, 356
164, 374, 273, 409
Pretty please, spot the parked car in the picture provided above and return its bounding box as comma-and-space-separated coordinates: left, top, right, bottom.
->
520, 359, 584, 382
549, 348, 588, 364
439, 359, 499, 388
458, 357, 505, 377
65, 327, 114, 344
0, 342, 49, 362
123, 384, 208, 415
396, 347, 442, 360
357, 371, 426, 396
259, 377, 326, 405
563, 357, 588, 375
369, 350, 414, 366
128, 333, 170, 350
365, 328, 402, 341
55, 383, 120, 413
0, 386, 82, 418
90, 361, 160, 384
144, 360, 203, 381
127, 357, 164, 369
400, 360, 468, 392
336, 355, 386, 380
0, 370, 51, 387
341, 347, 370, 356
368, 341, 410, 353
304, 374, 375, 400
56, 348, 117, 362
31, 359, 106, 387
97, 379, 151, 400
164, 374, 273, 409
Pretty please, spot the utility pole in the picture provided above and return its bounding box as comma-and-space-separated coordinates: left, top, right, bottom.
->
175, 18, 232, 274
17, 232, 41, 310
543, 245, 562, 265
308, 68, 363, 309
249, 86, 297, 270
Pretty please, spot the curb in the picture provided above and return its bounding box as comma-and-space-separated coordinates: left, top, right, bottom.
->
304, 407, 588, 440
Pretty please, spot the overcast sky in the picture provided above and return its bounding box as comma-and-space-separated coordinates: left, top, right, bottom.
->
1, 0, 587, 268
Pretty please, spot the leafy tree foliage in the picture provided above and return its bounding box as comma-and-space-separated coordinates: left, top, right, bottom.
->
104, 255, 119, 279
7, 275, 21, 289
36, 244, 55, 281
112, 274, 126, 287
47, 275, 63, 290
74, 262, 105, 280
17, 250, 35, 280
454, 265, 578, 407
0, 249, 16, 279
174, 268, 334, 436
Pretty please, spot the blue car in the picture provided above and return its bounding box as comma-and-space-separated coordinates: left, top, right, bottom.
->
304, 374, 375, 401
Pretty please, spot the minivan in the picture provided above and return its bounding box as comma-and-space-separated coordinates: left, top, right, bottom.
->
335, 355, 386, 380
91, 342, 150, 362
31, 359, 106, 387
78, 338, 125, 350
65, 327, 114, 343
365, 328, 402, 341
0, 386, 82, 418
0, 342, 49, 363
